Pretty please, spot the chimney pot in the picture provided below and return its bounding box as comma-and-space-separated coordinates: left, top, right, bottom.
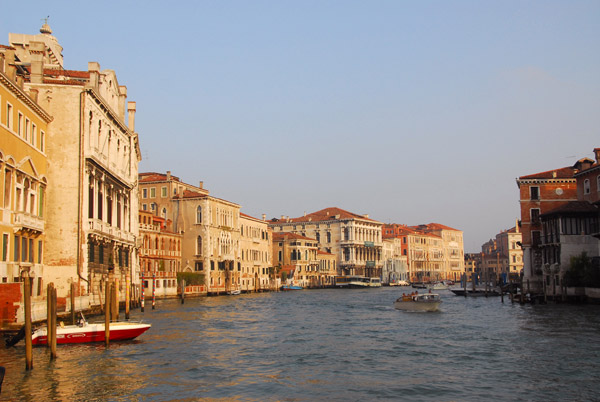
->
127, 101, 136, 131
199, 181, 203, 189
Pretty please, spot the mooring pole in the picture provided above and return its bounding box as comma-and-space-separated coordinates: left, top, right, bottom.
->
70, 282, 76, 325
105, 282, 111, 347
141, 272, 145, 313
152, 273, 156, 310
50, 286, 57, 359
180, 280, 185, 304
47, 283, 53, 349
24, 273, 33, 370
125, 274, 130, 319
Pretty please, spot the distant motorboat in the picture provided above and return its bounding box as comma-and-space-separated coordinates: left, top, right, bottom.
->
281, 285, 303, 290
227, 289, 241, 295
428, 282, 449, 290
394, 293, 442, 312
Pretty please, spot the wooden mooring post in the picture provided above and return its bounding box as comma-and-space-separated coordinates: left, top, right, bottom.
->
105, 282, 111, 347
141, 272, 145, 313
125, 275, 130, 320
50, 286, 57, 359
24, 273, 33, 370
70, 282, 76, 325
180, 280, 185, 304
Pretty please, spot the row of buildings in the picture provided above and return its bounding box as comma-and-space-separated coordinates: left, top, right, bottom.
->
467, 149, 599, 293
0, 23, 465, 327
516, 150, 600, 293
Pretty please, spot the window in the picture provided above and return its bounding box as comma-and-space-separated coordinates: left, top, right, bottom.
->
278, 250, 282, 262
530, 186, 539, 200
196, 236, 202, 255
6, 103, 12, 129
583, 179, 590, 195
40, 131, 45, 152
150, 187, 156, 198
142, 203, 147, 211
531, 208, 540, 223
327, 232, 331, 243
18, 113, 23, 137
31, 123, 37, 147
195, 261, 203, 271
161, 187, 167, 197
89, 243, 95, 263
14, 235, 19, 261
2, 234, 8, 261
196, 206, 202, 224
142, 188, 148, 199
532, 231, 541, 247
3, 169, 12, 208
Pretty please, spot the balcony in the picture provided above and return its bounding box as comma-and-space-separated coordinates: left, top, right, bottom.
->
87, 218, 135, 244
13, 212, 45, 235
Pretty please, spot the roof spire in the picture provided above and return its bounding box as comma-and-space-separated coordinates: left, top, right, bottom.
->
40, 16, 52, 35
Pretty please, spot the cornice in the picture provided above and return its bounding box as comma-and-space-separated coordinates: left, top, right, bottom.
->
516, 178, 576, 185
0, 72, 53, 122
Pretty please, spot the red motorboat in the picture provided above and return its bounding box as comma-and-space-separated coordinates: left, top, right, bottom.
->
31, 314, 151, 345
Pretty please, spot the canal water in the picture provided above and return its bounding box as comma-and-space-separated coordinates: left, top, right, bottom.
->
1, 287, 600, 401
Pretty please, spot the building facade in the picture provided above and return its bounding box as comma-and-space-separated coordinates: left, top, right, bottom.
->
139, 210, 182, 298
269, 207, 383, 278
273, 232, 320, 288
240, 213, 273, 292
8, 24, 142, 304
516, 163, 582, 289
381, 237, 409, 284
0, 45, 52, 306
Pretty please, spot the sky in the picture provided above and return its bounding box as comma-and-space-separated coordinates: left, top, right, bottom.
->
2, 1, 599, 252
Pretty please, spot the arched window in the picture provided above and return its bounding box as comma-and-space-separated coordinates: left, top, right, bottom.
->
196, 206, 202, 224
584, 179, 591, 194
197, 236, 202, 255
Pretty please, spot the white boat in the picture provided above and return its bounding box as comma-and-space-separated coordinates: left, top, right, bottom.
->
428, 282, 449, 290
31, 314, 151, 345
227, 289, 241, 295
394, 293, 442, 312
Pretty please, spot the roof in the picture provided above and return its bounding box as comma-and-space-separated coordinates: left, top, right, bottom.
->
541, 201, 599, 217
273, 232, 316, 241
271, 207, 379, 224
139, 172, 181, 183
518, 166, 577, 180
317, 250, 334, 256
414, 223, 461, 232
177, 189, 207, 199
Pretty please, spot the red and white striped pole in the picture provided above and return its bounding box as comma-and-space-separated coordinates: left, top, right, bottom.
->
141, 271, 145, 312
152, 272, 156, 310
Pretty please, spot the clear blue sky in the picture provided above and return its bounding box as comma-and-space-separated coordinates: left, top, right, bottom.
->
3, 1, 599, 252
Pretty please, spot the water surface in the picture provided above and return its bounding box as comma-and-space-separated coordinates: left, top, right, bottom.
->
1, 287, 599, 401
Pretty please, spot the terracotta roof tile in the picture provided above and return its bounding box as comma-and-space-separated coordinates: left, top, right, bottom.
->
139, 172, 180, 183
272, 207, 379, 224
518, 166, 576, 180
273, 232, 316, 241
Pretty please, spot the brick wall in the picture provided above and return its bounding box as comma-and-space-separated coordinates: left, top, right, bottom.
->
0, 283, 22, 327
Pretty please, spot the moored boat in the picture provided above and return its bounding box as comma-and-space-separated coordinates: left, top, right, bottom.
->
31, 315, 151, 345
394, 293, 442, 312
281, 284, 303, 290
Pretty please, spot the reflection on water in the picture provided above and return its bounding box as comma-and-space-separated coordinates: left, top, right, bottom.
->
1, 288, 600, 401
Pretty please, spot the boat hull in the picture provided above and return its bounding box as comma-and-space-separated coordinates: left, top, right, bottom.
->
32, 322, 151, 345
394, 301, 441, 312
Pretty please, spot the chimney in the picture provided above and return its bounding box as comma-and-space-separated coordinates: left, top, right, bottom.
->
88, 62, 100, 89
29, 41, 45, 84
552, 171, 557, 178
199, 181, 203, 189
5, 48, 16, 81
304, 211, 306, 217
281, 215, 285, 220
262, 214, 266, 221
29, 88, 39, 103
127, 101, 136, 131
594, 148, 600, 164
515, 218, 520, 233
166, 171, 171, 181
118, 86, 127, 121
